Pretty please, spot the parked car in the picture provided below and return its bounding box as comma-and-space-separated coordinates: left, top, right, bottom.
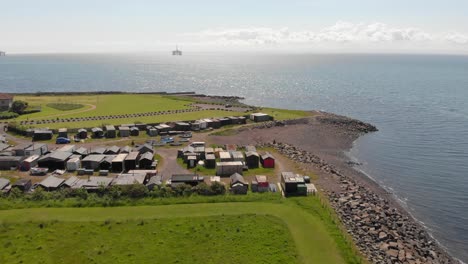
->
161, 137, 174, 143
56, 137, 70, 144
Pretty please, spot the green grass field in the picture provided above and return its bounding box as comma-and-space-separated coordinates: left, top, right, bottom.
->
0, 214, 298, 264
11, 94, 310, 129
0, 198, 364, 264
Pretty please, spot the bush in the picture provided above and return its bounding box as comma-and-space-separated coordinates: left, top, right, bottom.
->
210, 182, 226, 195
0, 111, 19, 120
11, 100, 28, 114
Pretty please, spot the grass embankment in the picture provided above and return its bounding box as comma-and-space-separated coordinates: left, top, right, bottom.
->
0, 214, 297, 264
0, 197, 365, 264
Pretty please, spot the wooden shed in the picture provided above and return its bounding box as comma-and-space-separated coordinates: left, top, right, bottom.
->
37, 151, 72, 171
58, 128, 68, 138
260, 152, 275, 168
245, 151, 260, 169
39, 176, 65, 191
124, 151, 140, 171
205, 154, 216, 168
216, 161, 243, 177
130, 127, 140, 136
105, 125, 116, 138
91, 127, 104, 138
33, 130, 53, 141
20, 155, 40, 171
138, 152, 154, 169
119, 126, 130, 137
81, 154, 105, 170
77, 128, 88, 139
230, 173, 248, 195
112, 153, 128, 172
12, 179, 32, 192
0, 156, 25, 170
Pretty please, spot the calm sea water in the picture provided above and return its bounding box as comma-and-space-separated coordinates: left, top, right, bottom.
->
1, 53, 468, 262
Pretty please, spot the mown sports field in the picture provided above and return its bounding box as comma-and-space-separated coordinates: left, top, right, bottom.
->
11, 94, 310, 129
0, 198, 364, 264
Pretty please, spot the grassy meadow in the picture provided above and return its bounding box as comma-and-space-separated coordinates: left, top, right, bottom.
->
0, 197, 365, 264
11, 94, 310, 129
0, 214, 298, 264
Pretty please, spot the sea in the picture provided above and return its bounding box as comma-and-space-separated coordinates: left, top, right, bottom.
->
1, 52, 467, 262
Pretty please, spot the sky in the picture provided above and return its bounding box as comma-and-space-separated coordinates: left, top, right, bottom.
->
1, 0, 468, 54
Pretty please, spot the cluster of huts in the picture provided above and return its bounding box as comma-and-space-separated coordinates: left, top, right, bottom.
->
22, 113, 273, 141
0, 142, 157, 174
178, 143, 275, 176
0, 170, 159, 193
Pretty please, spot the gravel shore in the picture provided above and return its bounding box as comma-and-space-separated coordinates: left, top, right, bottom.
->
209, 112, 457, 264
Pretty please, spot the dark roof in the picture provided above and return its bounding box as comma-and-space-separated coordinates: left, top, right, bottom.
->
12, 179, 31, 187
0, 156, 24, 162
139, 152, 153, 161
230, 173, 247, 185
146, 175, 162, 186
0, 143, 10, 151
171, 174, 203, 182
63, 176, 80, 188
102, 155, 117, 163
136, 144, 153, 153
74, 147, 88, 155
130, 127, 139, 131
120, 146, 131, 153
38, 151, 72, 162
0, 178, 10, 190
90, 147, 106, 154
82, 154, 106, 162
105, 146, 120, 154
0, 93, 13, 100
39, 176, 65, 188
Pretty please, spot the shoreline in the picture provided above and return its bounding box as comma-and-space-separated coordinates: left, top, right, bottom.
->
208, 112, 458, 263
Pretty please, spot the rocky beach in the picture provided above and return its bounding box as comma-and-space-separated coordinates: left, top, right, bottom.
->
209, 112, 457, 264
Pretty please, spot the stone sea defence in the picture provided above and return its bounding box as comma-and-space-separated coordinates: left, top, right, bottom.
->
258, 140, 455, 264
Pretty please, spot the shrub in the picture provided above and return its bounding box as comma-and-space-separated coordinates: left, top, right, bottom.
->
0, 111, 19, 120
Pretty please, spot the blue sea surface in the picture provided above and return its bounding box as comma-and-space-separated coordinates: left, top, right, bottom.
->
1, 53, 468, 262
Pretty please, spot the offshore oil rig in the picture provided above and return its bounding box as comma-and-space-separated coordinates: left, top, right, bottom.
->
172, 46, 182, 56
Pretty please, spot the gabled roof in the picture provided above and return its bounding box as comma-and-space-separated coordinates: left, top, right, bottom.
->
139, 152, 153, 161
112, 153, 128, 163
261, 152, 275, 160
78, 128, 87, 133
120, 146, 131, 153
102, 155, 116, 164
0, 178, 10, 190
39, 176, 65, 189
38, 151, 72, 162
74, 147, 88, 155
0, 143, 10, 152
63, 176, 80, 188
245, 151, 259, 157
112, 173, 145, 185
92, 127, 103, 132
146, 175, 162, 186
255, 175, 268, 183
230, 173, 247, 185
0, 93, 13, 100
81, 176, 113, 188
205, 154, 216, 160
105, 146, 120, 154
105, 125, 115, 130
12, 179, 31, 187
135, 144, 153, 154
82, 154, 106, 163
90, 147, 106, 154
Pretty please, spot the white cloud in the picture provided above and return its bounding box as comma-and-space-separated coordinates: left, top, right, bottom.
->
189, 21, 468, 48
444, 32, 468, 44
